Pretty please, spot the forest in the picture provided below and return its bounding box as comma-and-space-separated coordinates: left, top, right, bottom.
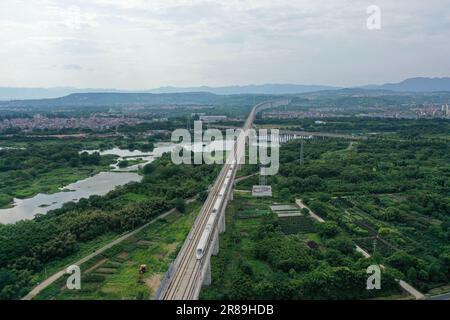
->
203, 121, 449, 299
0, 153, 219, 299
256, 116, 450, 138
201, 193, 402, 300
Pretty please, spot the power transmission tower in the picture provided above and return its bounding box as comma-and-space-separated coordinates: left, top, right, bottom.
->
300, 139, 304, 165
186, 115, 190, 131
259, 169, 267, 186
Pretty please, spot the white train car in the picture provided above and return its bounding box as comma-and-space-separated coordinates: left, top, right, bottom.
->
196, 164, 237, 259
196, 196, 223, 259
196, 225, 212, 259
219, 185, 226, 197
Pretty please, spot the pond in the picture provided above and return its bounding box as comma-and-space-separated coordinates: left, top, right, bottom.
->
0, 142, 178, 224
0, 172, 142, 224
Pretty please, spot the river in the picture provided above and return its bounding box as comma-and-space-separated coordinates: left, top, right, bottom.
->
0, 142, 178, 224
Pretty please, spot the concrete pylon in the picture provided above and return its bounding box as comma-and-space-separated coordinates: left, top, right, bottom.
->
219, 210, 226, 233
212, 230, 219, 255
203, 260, 212, 286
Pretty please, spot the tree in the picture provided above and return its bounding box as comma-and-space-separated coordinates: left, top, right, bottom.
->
199, 190, 208, 202
319, 221, 340, 238
174, 198, 186, 213
229, 273, 254, 299
140, 142, 154, 152
326, 236, 354, 255
143, 163, 155, 175
406, 267, 417, 283
386, 251, 423, 274
118, 160, 129, 168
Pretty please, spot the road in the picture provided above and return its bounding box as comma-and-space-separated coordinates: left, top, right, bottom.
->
22, 206, 182, 300
280, 129, 366, 140
208, 125, 366, 141
295, 198, 325, 223
427, 292, 450, 300
295, 198, 425, 299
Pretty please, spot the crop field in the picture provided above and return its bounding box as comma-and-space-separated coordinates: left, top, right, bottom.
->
268, 132, 450, 293
201, 192, 404, 300
35, 202, 202, 300
237, 209, 271, 219
278, 216, 318, 235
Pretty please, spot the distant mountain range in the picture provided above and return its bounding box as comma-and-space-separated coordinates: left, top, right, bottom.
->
361, 77, 450, 92
1, 77, 450, 100
0, 92, 220, 107
0, 84, 338, 100
147, 84, 338, 95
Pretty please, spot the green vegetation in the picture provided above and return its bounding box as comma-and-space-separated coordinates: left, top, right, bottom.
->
35, 202, 202, 300
201, 193, 402, 300
0, 153, 219, 299
269, 136, 450, 292
1, 111, 449, 300
203, 117, 449, 298
257, 116, 450, 140
278, 216, 318, 235
0, 143, 115, 207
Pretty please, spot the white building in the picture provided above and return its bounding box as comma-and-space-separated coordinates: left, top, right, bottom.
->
199, 115, 227, 123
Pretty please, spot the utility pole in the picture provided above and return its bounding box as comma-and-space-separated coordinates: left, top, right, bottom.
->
259, 168, 267, 186
300, 139, 304, 165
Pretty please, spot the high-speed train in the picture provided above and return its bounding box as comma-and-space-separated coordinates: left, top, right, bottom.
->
195, 165, 234, 260
195, 103, 285, 259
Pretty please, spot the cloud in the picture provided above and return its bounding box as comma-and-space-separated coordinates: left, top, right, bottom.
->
0, 0, 449, 88
63, 64, 83, 70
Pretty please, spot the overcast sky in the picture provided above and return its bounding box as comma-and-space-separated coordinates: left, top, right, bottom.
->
1, 0, 449, 89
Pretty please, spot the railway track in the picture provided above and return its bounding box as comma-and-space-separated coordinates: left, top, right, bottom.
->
162, 112, 251, 300
163, 164, 230, 299
161, 100, 286, 300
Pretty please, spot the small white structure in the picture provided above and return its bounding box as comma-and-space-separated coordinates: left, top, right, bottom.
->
252, 185, 272, 197
270, 204, 302, 217
270, 205, 298, 212
199, 115, 227, 123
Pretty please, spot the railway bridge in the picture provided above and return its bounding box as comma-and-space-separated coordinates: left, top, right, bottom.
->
156, 99, 290, 300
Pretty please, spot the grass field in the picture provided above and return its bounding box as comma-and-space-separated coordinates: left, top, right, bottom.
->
0, 153, 117, 208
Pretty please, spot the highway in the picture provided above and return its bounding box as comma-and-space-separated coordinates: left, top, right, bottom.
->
161, 100, 287, 300
428, 292, 450, 300
207, 126, 366, 140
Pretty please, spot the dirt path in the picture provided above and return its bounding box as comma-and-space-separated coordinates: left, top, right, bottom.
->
146, 273, 164, 299
295, 198, 424, 299
22, 208, 177, 300
22, 192, 202, 300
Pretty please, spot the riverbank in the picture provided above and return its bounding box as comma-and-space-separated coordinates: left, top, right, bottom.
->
0, 142, 177, 224
0, 141, 118, 209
